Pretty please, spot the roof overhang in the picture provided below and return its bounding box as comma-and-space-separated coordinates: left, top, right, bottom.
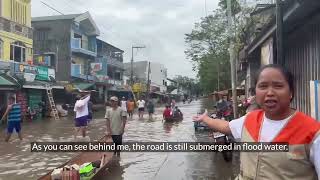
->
247, 0, 320, 55
74, 12, 100, 36
23, 80, 64, 90
23, 85, 64, 90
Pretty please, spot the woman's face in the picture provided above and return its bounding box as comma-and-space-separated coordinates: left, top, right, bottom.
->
255, 68, 292, 118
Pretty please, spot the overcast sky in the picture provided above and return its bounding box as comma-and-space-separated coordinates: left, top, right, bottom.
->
31, 0, 219, 78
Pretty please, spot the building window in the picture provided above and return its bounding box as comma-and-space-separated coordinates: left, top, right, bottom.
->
10, 0, 27, 25
36, 30, 48, 40
10, 41, 26, 62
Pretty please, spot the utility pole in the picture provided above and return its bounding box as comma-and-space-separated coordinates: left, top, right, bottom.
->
217, 61, 220, 91
146, 61, 151, 102
130, 46, 146, 86
227, 0, 238, 118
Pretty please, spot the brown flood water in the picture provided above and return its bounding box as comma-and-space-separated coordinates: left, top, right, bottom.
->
0, 98, 239, 180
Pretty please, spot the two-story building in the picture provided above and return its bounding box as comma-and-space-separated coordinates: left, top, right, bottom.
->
32, 12, 99, 84
32, 12, 100, 103
96, 39, 129, 100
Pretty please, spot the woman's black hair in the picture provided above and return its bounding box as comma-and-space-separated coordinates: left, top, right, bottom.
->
254, 64, 295, 100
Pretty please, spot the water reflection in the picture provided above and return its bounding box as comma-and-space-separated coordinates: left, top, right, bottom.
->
163, 122, 173, 133
0, 98, 239, 180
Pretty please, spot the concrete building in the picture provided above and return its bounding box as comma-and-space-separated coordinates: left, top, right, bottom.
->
0, 0, 64, 118
124, 61, 167, 93
96, 39, 128, 101
32, 12, 100, 82
239, 0, 320, 119
0, 0, 33, 63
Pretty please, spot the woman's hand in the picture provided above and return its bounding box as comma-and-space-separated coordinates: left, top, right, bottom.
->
193, 109, 209, 122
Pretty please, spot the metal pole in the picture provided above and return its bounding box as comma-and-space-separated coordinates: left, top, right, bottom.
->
56, 45, 59, 73
130, 46, 146, 86
130, 46, 134, 86
146, 61, 151, 101
276, 0, 284, 65
227, 0, 238, 118
217, 61, 220, 91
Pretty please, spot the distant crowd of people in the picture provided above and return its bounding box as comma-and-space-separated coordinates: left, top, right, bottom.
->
0, 91, 185, 158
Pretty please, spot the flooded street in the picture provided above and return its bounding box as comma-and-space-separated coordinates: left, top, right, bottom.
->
0, 98, 239, 180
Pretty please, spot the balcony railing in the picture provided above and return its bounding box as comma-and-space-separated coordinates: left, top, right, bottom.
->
96, 57, 124, 69
71, 38, 97, 57
0, 16, 32, 39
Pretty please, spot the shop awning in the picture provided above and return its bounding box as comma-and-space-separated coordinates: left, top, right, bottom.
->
23, 81, 64, 90
0, 75, 16, 86
0, 74, 19, 90
74, 83, 95, 90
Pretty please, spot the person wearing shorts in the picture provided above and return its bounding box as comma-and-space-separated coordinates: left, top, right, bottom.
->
147, 100, 155, 120
105, 96, 127, 157
87, 100, 93, 123
137, 98, 145, 119
127, 99, 135, 118
1, 96, 22, 142
120, 97, 128, 116
74, 92, 91, 138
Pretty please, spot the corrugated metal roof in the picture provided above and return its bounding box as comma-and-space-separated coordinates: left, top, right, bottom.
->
32, 14, 81, 22
0, 75, 17, 86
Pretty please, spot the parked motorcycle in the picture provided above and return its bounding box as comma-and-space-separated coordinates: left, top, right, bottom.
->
209, 113, 233, 162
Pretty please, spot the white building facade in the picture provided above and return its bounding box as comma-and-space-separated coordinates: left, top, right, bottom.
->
124, 61, 167, 93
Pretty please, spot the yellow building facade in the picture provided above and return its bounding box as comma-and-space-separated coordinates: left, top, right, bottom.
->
0, 0, 33, 63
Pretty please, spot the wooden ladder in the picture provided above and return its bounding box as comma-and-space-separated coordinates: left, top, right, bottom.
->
46, 85, 60, 120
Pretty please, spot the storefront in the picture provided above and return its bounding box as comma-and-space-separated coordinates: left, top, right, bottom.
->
11, 62, 63, 120
22, 81, 64, 120
0, 74, 19, 117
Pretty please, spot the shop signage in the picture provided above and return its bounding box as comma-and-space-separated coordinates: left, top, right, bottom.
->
35, 66, 49, 81
13, 63, 55, 81
14, 63, 37, 74
91, 63, 102, 72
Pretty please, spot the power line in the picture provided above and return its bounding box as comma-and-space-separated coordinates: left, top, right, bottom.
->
61, 0, 76, 12
40, 1, 64, 15
38, 0, 142, 62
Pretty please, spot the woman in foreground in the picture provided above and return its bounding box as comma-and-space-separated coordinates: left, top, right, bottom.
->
194, 64, 320, 179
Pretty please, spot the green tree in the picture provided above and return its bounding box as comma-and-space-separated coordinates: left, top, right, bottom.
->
185, 1, 255, 94
185, 9, 231, 93
218, 0, 241, 16
172, 75, 202, 96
